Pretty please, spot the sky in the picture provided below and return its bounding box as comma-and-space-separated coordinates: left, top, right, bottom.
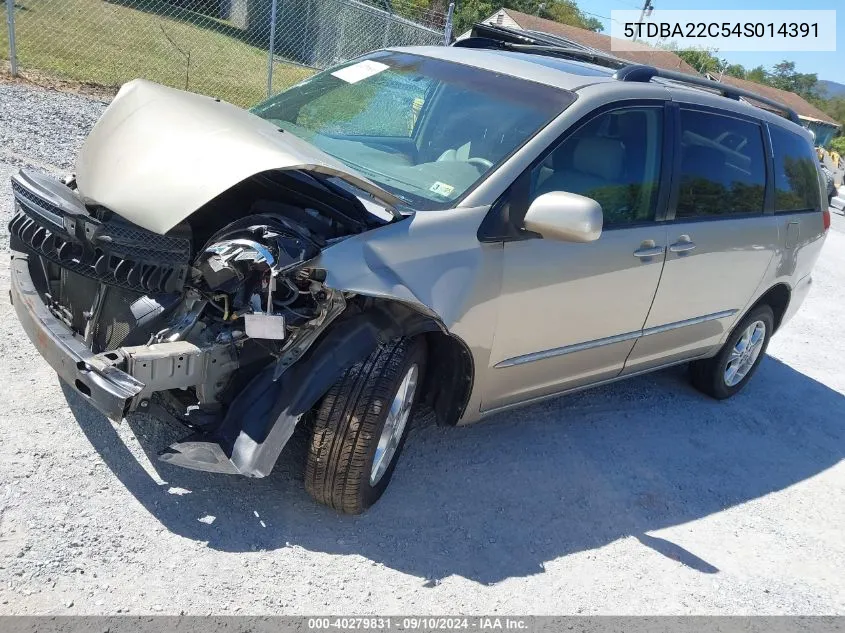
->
581, 0, 844, 84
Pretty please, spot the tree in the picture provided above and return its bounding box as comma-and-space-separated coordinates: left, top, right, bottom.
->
543, 0, 603, 31
674, 48, 728, 75
768, 59, 818, 99
746, 65, 767, 84
723, 64, 746, 79
771, 60, 796, 81
581, 16, 604, 32
537, 0, 583, 25
451, 0, 495, 34
816, 98, 845, 131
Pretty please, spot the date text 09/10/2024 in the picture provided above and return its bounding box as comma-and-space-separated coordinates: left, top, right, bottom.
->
306, 617, 529, 630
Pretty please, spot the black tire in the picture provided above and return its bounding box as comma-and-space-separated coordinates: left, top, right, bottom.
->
689, 304, 774, 400
304, 337, 426, 514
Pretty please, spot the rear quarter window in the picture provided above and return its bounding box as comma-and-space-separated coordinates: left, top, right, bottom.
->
769, 125, 822, 213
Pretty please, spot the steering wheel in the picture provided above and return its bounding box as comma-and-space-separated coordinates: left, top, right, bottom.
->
466, 157, 494, 170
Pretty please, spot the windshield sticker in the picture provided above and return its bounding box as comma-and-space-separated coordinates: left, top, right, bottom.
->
429, 181, 455, 197
331, 60, 389, 84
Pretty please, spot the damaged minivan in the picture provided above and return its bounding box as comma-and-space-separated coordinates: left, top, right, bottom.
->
9, 39, 829, 513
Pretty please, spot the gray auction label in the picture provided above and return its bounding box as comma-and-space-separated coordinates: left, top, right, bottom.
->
0, 617, 844, 633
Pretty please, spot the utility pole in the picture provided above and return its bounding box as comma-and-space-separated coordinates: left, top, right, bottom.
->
632, 0, 653, 41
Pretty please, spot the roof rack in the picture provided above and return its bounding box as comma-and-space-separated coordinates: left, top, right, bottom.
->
455, 37, 628, 69
613, 65, 802, 124
459, 22, 595, 50
455, 22, 802, 124
454, 23, 627, 69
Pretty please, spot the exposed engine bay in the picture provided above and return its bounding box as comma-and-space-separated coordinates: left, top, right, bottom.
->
9, 167, 398, 433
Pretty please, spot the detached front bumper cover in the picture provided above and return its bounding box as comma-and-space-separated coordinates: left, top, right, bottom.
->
9, 252, 144, 421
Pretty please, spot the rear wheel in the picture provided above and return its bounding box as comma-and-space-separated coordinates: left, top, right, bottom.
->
689, 304, 774, 399
304, 338, 426, 514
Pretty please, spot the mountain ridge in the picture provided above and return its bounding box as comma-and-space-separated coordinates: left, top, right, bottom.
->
818, 80, 845, 98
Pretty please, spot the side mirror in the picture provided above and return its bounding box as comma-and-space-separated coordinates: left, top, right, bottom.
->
524, 191, 603, 243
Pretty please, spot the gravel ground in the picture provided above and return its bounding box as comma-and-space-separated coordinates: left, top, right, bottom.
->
1, 80, 844, 616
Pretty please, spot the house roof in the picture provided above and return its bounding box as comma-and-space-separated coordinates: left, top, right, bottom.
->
707, 73, 840, 127
468, 8, 840, 129
497, 9, 700, 76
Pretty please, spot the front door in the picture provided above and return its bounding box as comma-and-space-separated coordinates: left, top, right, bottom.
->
484, 104, 670, 412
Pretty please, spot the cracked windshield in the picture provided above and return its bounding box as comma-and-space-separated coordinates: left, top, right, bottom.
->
252, 51, 572, 209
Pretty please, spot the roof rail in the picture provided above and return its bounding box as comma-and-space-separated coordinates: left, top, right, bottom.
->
614, 64, 802, 124
459, 22, 599, 51
454, 24, 628, 70
456, 23, 801, 125
455, 38, 627, 69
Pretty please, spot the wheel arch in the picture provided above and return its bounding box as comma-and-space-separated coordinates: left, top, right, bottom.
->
352, 297, 475, 427
421, 330, 474, 427
160, 296, 474, 477
750, 283, 791, 332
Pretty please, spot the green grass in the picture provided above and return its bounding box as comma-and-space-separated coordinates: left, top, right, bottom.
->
0, 0, 315, 106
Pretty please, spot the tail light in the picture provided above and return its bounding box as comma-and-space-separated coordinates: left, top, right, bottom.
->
823, 208, 831, 232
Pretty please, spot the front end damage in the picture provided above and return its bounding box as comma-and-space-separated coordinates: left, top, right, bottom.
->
8, 79, 476, 479
8, 164, 433, 477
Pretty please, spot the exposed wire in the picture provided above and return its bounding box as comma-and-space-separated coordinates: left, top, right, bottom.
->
578, 9, 627, 27
212, 293, 230, 321
610, 0, 644, 9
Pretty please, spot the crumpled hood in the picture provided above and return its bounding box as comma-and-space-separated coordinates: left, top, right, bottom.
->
75, 79, 399, 235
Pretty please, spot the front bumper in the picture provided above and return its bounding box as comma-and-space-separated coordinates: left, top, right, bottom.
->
10, 252, 145, 421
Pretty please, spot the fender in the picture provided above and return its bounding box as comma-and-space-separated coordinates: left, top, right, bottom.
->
159, 303, 443, 476
160, 206, 490, 475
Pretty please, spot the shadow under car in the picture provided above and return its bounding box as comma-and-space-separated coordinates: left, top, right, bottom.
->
62, 356, 845, 584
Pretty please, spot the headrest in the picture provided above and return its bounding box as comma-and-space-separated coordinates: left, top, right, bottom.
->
613, 111, 647, 137
573, 137, 625, 181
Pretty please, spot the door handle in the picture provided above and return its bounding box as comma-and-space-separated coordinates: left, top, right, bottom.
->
633, 240, 665, 258
669, 235, 696, 253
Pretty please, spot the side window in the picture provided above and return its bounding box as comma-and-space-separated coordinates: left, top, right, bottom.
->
769, 125, 822, 212
529, 106, 663, 227
676, 110, 766, 218
296, 71, 434, 138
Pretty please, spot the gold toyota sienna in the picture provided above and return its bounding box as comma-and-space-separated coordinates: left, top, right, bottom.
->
8, 36, 830, 513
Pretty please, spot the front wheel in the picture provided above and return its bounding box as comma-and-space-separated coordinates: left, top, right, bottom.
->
304, 338, 426, 514
689, 304, 774, 400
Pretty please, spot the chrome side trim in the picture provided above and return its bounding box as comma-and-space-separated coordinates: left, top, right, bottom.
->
495, 331, 641, 368
495, 309, 738, 369
640, 309, 737, 338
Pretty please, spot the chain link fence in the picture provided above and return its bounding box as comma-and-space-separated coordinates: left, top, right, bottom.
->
2, 0, 450, 106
